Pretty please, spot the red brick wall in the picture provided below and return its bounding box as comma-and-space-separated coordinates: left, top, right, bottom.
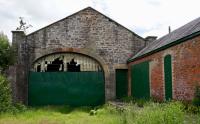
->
128, 35, 200, 101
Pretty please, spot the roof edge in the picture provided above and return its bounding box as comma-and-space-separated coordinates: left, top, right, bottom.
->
89, 8, 144, 40
26, 7, 144, 40
27, 6, 92, 36
128, 30, 200, 63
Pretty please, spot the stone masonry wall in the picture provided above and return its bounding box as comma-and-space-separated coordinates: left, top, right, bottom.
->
11, 31, 28, 104
128, 35, 200, 101
12, 7, 146, 103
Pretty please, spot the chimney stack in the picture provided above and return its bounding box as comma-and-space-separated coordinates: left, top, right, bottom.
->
145, 36, 157, 46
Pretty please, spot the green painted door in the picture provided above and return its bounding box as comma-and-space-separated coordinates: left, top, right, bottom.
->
131, 61, 150, 99
116, 69, 128, 99
28, 72, 105, 106
164, 55, 172, 100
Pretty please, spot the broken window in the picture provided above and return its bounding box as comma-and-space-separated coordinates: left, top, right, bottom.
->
46, 57, 64, 72
67, 59, 80, 72
33, 53, 102, 72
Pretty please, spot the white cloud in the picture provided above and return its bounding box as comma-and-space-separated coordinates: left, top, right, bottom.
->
0, 0, 199, 42
97, 0, 200, 38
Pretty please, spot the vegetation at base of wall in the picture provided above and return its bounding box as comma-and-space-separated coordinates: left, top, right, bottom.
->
12, 103, 27, 114
0, 74, 27, 114
120, 96, 154, 107
123, 101, 184, 124
0, 74, 12, 113
122, 95, 200, 115
180, 85, 200, 114
120, 96, 135, 103
1, 101, 199, 124
110, 100, 185, 124
0, 83, 199, 124
184, 103, 200, 114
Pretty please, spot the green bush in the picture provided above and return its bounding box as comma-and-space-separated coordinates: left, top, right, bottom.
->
12, 103, 27, 113
0, 74, 12, 113
0, 75, 27, 114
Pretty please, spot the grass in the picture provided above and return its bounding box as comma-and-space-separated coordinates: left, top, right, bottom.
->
0, 105, 123, 124
0, 102, 199, 124
184, 113, 200, 124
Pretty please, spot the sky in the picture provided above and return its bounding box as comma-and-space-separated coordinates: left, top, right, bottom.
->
0, 0, 200, 42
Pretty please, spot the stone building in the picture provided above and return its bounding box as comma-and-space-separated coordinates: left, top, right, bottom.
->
11, 7, 146, 105
11, 6, 200, 105
128, 17, 200, 101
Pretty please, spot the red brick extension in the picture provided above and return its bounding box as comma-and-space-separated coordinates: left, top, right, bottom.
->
128, 35, 200, 101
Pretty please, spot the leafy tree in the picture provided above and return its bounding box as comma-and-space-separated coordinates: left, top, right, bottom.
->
0, 32, 14, 72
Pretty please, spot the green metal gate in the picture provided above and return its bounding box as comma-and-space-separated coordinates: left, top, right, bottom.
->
131, 61, 150, 99
116, 69, 128, 99
28, 72, 105, 106
164, 55, 172, 100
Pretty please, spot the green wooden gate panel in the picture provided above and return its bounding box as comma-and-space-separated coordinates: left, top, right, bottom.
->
28, 72, 105, 106
116, 69, 128, 99
131, 61, 150, 99
164, 55, 172, 100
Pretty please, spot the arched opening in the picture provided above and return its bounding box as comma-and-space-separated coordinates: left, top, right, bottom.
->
164, 54, 173, 100
29, 52, 105, 106
33, 52, 103, 72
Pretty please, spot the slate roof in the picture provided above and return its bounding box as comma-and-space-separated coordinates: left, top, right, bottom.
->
129, 17, 200, 62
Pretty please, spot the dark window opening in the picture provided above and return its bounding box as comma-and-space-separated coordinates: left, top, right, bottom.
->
67, 59, 80, 72
46, 57, 64, 72
37, 64, 41, 72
